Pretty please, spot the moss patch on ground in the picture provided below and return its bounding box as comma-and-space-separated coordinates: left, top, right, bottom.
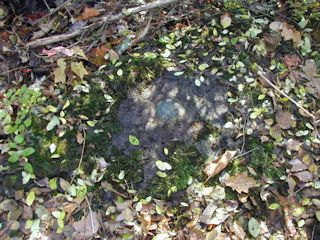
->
148, 143, 205, 199
247, 137, 284, 180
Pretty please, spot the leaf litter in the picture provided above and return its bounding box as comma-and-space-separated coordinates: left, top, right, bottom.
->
0, 0, 319, 239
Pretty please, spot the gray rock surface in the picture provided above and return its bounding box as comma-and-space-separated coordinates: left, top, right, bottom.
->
112, 73, 230, 187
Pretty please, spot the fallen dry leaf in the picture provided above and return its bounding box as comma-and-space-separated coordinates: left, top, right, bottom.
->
286, 139, 302, 151
76, 131, 84, 145
276, 110, 296, 129
232, 221, 246, 240
220, 13, 232, 28
281, 22, 301, 44
293, 171, 313, 182
288, 159, 308, 172
263, 33, 281, 52
77, 6, 100, 21
224, 172, 257, 194
282, 54, 301, 68
204, 150, 237, 181
301, 59, 320, 98
269, 125, 283, 141
73, 211, 100, 239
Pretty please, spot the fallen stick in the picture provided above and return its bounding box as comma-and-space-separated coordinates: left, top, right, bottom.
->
257, 70, 315, 120
258, 70, 320, 138
26, 0, 179, 48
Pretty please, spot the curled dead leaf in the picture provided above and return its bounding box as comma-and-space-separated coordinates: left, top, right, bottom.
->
204, 150, 237, 181
281, 22, 301, 44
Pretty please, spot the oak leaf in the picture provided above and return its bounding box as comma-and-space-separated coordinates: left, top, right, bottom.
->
224, 172, 257, 194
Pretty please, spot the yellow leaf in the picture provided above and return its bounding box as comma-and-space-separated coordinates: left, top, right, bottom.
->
54, 58, 66, 83
71, 61, 88, 80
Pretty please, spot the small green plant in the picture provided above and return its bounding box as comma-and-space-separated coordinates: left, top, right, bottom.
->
0, 85, 45, 182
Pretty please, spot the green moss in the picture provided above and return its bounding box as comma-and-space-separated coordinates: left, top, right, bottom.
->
230, 158, 246, 175
148, 143, 205, 199
247, 138, 284, 180
29, 125, 80, 177
106, 149, 144, 185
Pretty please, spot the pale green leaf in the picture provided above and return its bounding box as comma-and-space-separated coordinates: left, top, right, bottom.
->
46, 116, 60, 131
248, 217, 260, 238
14, 134, 24, 144
118, 170, 125, 180
198, 63, 209, 71
129, 135, 139, 145
156, 171, 167, 178
268, 203, 280, 210
26, 191, 36, 206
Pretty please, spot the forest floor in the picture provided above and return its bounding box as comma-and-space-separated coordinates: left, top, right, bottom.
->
0, 1, 320, 239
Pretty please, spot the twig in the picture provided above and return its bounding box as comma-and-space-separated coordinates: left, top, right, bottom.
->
26, 0, 179, 48
240, 112, 249, 154
311, 220, 316, 240
258, 70, 320, 139
257, 70, 315, 120
32, 0, 74, 25
85, 195, 95, 236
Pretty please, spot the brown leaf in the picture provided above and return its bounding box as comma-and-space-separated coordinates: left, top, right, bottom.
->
282, 54, 301, 68
73, 211, 100, 239
232, 222, 246, 240
263, 33, 281, 52
281, 22, 301, 44
286, 138, 302, 151
204, 150, 237, 180
293, 171, 313, 182
220, 13, 232, 28
301, 59, 320, 98
269, 125, 283, 142
76, 131, 84, 144
224, 172, 257, 194
288, 159, 308, 172
77, 7, 100, 21
276, 110, 296, 129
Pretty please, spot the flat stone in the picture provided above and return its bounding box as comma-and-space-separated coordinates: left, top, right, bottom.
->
113, 73, 230, 187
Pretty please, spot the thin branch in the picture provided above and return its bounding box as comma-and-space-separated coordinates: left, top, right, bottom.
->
257, 71, 315, 120
26, 0, 179, 48
85, 196, 95, 236
31, 0, 74, 25
258, 70, 320, 139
